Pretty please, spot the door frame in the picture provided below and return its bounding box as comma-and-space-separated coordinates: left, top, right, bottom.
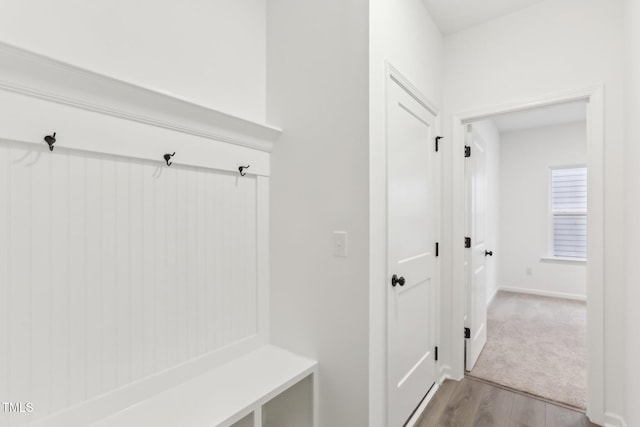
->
450, 86, 604, 424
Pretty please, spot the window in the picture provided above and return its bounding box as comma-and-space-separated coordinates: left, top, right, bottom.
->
551, 167, 587, 259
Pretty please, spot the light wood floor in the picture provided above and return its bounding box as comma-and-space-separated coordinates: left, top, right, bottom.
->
415, 377, 599, 427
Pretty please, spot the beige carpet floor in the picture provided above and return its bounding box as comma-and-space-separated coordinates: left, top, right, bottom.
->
468, 291, 587, 409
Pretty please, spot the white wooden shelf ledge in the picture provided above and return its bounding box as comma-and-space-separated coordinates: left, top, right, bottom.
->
89, 345, 317, 427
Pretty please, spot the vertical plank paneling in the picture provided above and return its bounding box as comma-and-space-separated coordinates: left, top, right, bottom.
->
165, 167, 178, 367
248, 177, 258, 336
213, 174, 223, 350
84, 156, 103, 398
2, 143, 263, 425
186, 171, 197, 358
175, 169, 188, 363
141, 163, 156, 377
235, 177, 246, 338
246, 176, 258, 336
154, 167, 168, 372
100, 160, 117, 393
129, 161, 144, 382
196, 171, 207, 354
241, 178, 250, 337
30, 148, 51, 419
240, 177, 250, 337
50, 151, 70, 411
9, 144, 34, 426
256, 177, 269, 339
205, 172, 216, 349
0, 142, 10, 427
221, 175, 232, 346
68, 155, 87, 405
115, 160, 131, 387
230, 174, 239, 342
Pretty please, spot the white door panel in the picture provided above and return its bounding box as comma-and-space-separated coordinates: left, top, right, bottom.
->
465, 125, 488, 371
387, 77, 437, 427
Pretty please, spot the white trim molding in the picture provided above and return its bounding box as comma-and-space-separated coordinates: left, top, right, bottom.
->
386, 63, 439, 116
450, 85, 605, 425
405, 383, 440, 427
539, 256, 587, 265
0, 41, 281, 154
438, 364, 453, 385
498, 286, 586, 302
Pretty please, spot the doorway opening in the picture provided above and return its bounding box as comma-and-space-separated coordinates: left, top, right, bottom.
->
463, 101, 588, 409
450, 87, 604, 424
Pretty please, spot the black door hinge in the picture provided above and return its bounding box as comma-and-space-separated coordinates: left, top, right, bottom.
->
464, 328, 471, 339
465, 145, 471, 157
435, 346, 439, 361
465, 237, 471, 248
435, 136, 443, 152
435, 242, 439, 257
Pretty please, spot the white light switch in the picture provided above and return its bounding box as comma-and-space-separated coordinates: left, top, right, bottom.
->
333, 231, 348, 257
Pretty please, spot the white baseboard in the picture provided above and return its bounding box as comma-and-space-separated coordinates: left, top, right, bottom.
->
438, 364, 452, 384
405, 365, 457, 427
603, 412, 627, 427
498, 286, 586, 302
487, 288, 499, 306
405, 382, 440, 427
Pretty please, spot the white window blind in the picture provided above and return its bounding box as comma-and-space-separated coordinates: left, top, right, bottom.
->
551, 167, 587, 258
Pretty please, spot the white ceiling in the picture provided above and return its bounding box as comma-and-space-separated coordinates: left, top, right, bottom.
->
422, 0, 546, 35
488, 101, 587, 133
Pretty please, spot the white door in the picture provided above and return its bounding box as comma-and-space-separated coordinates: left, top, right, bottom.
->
465, 124, 489, 371
387, 76, 437, 427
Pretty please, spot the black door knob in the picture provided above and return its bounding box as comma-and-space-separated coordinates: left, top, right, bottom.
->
391, 274, 405, 287
485, 250, 493, 257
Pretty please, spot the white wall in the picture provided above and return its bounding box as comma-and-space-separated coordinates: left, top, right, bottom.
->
268, 1, 443, 425
369, 1, 443, 425
0, 0, 267, 122
471, 120, 501, 304
625, 0, 640, 424
266, 2, 370, 426
442, 0, 626, 420
499, 122, 587, 299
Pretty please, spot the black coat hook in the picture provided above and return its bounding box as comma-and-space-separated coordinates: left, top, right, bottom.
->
239, 165, 250, 176
164, 152, 175, 166
44, 132, 56, 151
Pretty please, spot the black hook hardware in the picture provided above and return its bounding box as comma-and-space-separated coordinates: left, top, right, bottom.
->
164, 152, 175, 166
239, 165, 250, 176
391, 274, 405, 287
485, 250, 494, 257
44, 132, 56, 151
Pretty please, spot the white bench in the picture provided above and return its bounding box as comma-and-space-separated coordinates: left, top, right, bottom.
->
89, 346, 317, 427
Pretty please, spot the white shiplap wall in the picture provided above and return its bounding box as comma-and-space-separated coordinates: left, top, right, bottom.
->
0, 141, 260, 425
0, 42, 277, 427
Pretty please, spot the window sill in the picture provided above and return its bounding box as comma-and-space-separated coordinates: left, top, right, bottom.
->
540, 256, 586, 265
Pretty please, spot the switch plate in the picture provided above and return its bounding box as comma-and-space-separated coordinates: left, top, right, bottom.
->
333, 231, 348, 257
